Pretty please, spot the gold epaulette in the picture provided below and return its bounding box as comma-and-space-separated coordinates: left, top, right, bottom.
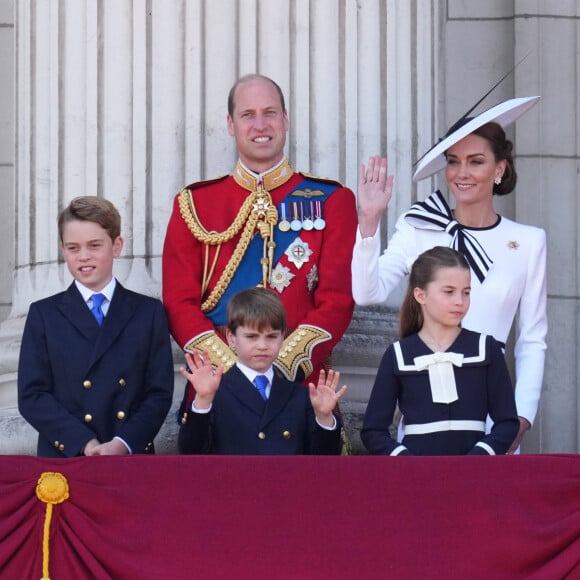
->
274, 325, 332, 381
298, 171, 344, 188
184, 331, 237, 370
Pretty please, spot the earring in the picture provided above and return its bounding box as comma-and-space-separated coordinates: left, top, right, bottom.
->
494, 176, 502, 185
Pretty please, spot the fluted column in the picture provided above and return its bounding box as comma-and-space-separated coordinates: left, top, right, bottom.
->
0, 0, 165, 432
0, 0, 431, 454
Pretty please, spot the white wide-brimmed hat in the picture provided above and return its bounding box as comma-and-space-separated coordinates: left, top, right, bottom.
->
413, 95, 541, 182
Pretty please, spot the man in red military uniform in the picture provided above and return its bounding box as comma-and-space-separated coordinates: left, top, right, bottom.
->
162, 74, 357, 416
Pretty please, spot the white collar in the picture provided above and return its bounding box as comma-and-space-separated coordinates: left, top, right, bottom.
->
75, 277, 117, 304
236, 361, 274, 385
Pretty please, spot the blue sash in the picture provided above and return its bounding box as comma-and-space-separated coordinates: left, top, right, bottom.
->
206, 179, 338, 325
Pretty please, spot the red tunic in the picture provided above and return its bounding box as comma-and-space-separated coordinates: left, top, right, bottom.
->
162, 168, 357, 381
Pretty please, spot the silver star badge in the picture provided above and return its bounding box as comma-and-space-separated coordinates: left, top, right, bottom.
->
270, 263, 295, 293
284, 237, 313, 269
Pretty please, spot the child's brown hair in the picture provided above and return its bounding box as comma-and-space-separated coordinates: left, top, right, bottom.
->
400, 247, 470, 338
58, 196, 121, 242
227, 287, 287, 334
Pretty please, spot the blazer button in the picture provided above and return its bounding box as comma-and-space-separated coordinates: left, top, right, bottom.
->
283, 431, 291, 440
116, 410, 126, 420
118, 378, 126, 387
84, 414, 93, 423
58, 444, 65, 452
258, 432, 266, 440
54, 440, 60, 448
83, 380, 92, 389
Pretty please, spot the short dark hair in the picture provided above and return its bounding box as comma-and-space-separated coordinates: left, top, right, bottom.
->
227, 74, 286, 117
399, 247, 470, 338
227, 287, 287, 334
58, 196, 121, 242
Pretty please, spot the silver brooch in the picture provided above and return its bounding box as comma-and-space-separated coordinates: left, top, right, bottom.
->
306, 265, 319, 293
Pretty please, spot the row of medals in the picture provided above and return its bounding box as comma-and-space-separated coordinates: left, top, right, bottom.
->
277, 201, 326, 232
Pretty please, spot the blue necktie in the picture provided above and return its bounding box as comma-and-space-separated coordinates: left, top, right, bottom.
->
254, 375, 268, 401
90, 293, 106, 326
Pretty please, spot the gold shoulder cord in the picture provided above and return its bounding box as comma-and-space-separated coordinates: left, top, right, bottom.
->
178, 187, 278, 313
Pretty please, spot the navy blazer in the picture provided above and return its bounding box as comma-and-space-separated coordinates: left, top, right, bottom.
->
178, 365, 341, 455
18, 282, 174, 457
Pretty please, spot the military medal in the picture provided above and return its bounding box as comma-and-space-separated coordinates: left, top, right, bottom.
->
285, 237, 312, 269
270, 263, 295, 293
313, 200, 326, 230
302, 202, 314, 231
278, 203, 291, 232
290, 201, 302, 231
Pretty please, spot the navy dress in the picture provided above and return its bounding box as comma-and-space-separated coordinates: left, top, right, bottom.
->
361, 329, 519, 456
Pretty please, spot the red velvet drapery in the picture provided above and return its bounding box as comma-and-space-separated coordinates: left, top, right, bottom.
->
0, 455, 578, 579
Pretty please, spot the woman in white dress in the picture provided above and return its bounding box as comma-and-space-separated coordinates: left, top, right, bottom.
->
352, 96, 547, 452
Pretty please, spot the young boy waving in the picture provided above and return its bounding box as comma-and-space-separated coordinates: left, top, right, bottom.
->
178, 288, 347, 455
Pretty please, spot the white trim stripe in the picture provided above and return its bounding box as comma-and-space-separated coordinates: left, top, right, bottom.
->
391, 445, 408, 456
405, 420, 485, 435
476, 441, 495, 455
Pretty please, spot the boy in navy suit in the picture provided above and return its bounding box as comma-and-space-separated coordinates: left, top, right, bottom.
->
178, 288, 347, 454
18, 196, 174, 457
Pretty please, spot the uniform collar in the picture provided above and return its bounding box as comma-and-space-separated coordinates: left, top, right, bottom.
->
233, 158, 293, 192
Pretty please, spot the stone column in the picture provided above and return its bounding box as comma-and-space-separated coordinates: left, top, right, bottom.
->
0, 0, 438, 454
0, 0, 175, 452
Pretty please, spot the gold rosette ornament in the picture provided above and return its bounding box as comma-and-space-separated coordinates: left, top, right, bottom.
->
36, 472, 70, 580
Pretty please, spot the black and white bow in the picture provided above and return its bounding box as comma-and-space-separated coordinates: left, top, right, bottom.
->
404, 191, 493, 283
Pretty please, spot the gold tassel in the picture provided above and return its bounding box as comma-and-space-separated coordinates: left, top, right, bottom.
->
35, 472, 70, 580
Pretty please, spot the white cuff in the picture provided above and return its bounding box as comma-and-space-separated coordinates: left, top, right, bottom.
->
316, 415, 338, 431
192, 401, 212, 414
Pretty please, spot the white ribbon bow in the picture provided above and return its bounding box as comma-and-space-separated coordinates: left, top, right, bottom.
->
413, 351, 464, 404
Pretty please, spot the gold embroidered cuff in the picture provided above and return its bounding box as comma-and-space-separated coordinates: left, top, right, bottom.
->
274, 325, 331, 381
184, 331, 237, 370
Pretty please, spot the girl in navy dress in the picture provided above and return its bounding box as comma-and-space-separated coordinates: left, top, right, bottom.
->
361, 247, 519, 456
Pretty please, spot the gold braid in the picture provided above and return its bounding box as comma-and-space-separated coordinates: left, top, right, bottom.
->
178, 187, 276, 312
178, 188, 256, 244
